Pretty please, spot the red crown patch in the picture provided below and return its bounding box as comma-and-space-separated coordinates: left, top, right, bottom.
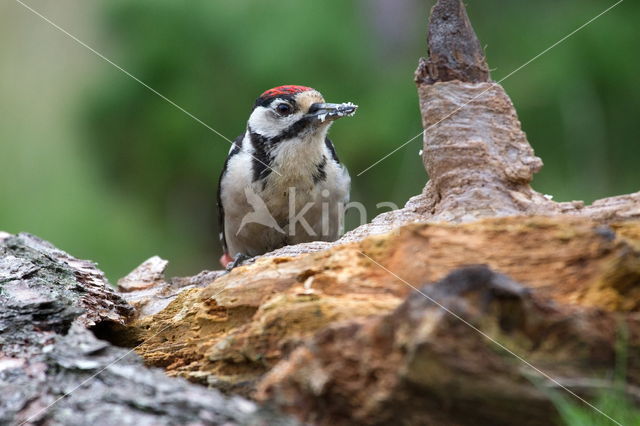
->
260, 85, 315, 99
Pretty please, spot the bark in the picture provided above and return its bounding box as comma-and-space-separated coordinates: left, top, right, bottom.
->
129, 217, 640, 419
0, 233, 295, 426
257, 266, 640, 425
415, 0, 490, 84
117, 255, 224, 319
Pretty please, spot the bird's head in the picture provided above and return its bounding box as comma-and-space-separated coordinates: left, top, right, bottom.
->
247, 85, 357, 141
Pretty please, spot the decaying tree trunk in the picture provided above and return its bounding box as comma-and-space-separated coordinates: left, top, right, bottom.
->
257, 265, 640, 425
126, 216, 640, 424
3, 1, 639, 425
0, 233, 295, 426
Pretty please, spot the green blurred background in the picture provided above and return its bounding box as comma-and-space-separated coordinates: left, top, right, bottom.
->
1, 0, 638, 282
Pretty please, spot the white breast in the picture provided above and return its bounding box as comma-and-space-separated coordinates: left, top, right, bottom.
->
220, 130, 350, 257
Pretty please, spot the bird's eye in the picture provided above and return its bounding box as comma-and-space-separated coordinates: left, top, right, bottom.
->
276, 103, 293, 115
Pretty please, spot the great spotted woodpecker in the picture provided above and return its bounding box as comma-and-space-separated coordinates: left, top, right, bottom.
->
217, 85, 357, 267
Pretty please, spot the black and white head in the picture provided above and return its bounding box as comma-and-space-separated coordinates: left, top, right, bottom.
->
247, 85, 357, 143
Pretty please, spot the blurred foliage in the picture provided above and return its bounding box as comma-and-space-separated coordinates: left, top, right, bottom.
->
550, 325, 640, 425
1, 0, 639, 281
555, 391, 640, 426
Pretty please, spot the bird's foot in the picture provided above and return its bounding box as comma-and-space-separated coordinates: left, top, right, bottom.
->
225, 253, 252, 271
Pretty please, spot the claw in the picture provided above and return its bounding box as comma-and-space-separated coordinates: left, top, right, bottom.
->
223, 253, 251, 271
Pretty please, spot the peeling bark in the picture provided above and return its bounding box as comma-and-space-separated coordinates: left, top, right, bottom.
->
0, 233, 133, 330
117, 255, 223, 318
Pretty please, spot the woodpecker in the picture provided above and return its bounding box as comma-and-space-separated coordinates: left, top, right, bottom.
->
217, 85, 357, 267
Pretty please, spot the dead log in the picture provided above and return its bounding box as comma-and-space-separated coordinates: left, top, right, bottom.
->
130, 217, 640, 395
0, 233, 295, 426
257, 266, 640, 425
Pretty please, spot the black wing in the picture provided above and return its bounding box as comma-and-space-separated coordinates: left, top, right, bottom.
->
217, 134, 244, 254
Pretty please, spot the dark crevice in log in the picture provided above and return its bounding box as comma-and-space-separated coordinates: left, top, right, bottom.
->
415, 0, 490, 85
90, 320, 143, 348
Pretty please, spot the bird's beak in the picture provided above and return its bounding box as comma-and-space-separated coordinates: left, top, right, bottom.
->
306, 102, 358, 124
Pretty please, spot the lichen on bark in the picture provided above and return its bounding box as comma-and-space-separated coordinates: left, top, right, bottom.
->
0, 233, 295, 426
